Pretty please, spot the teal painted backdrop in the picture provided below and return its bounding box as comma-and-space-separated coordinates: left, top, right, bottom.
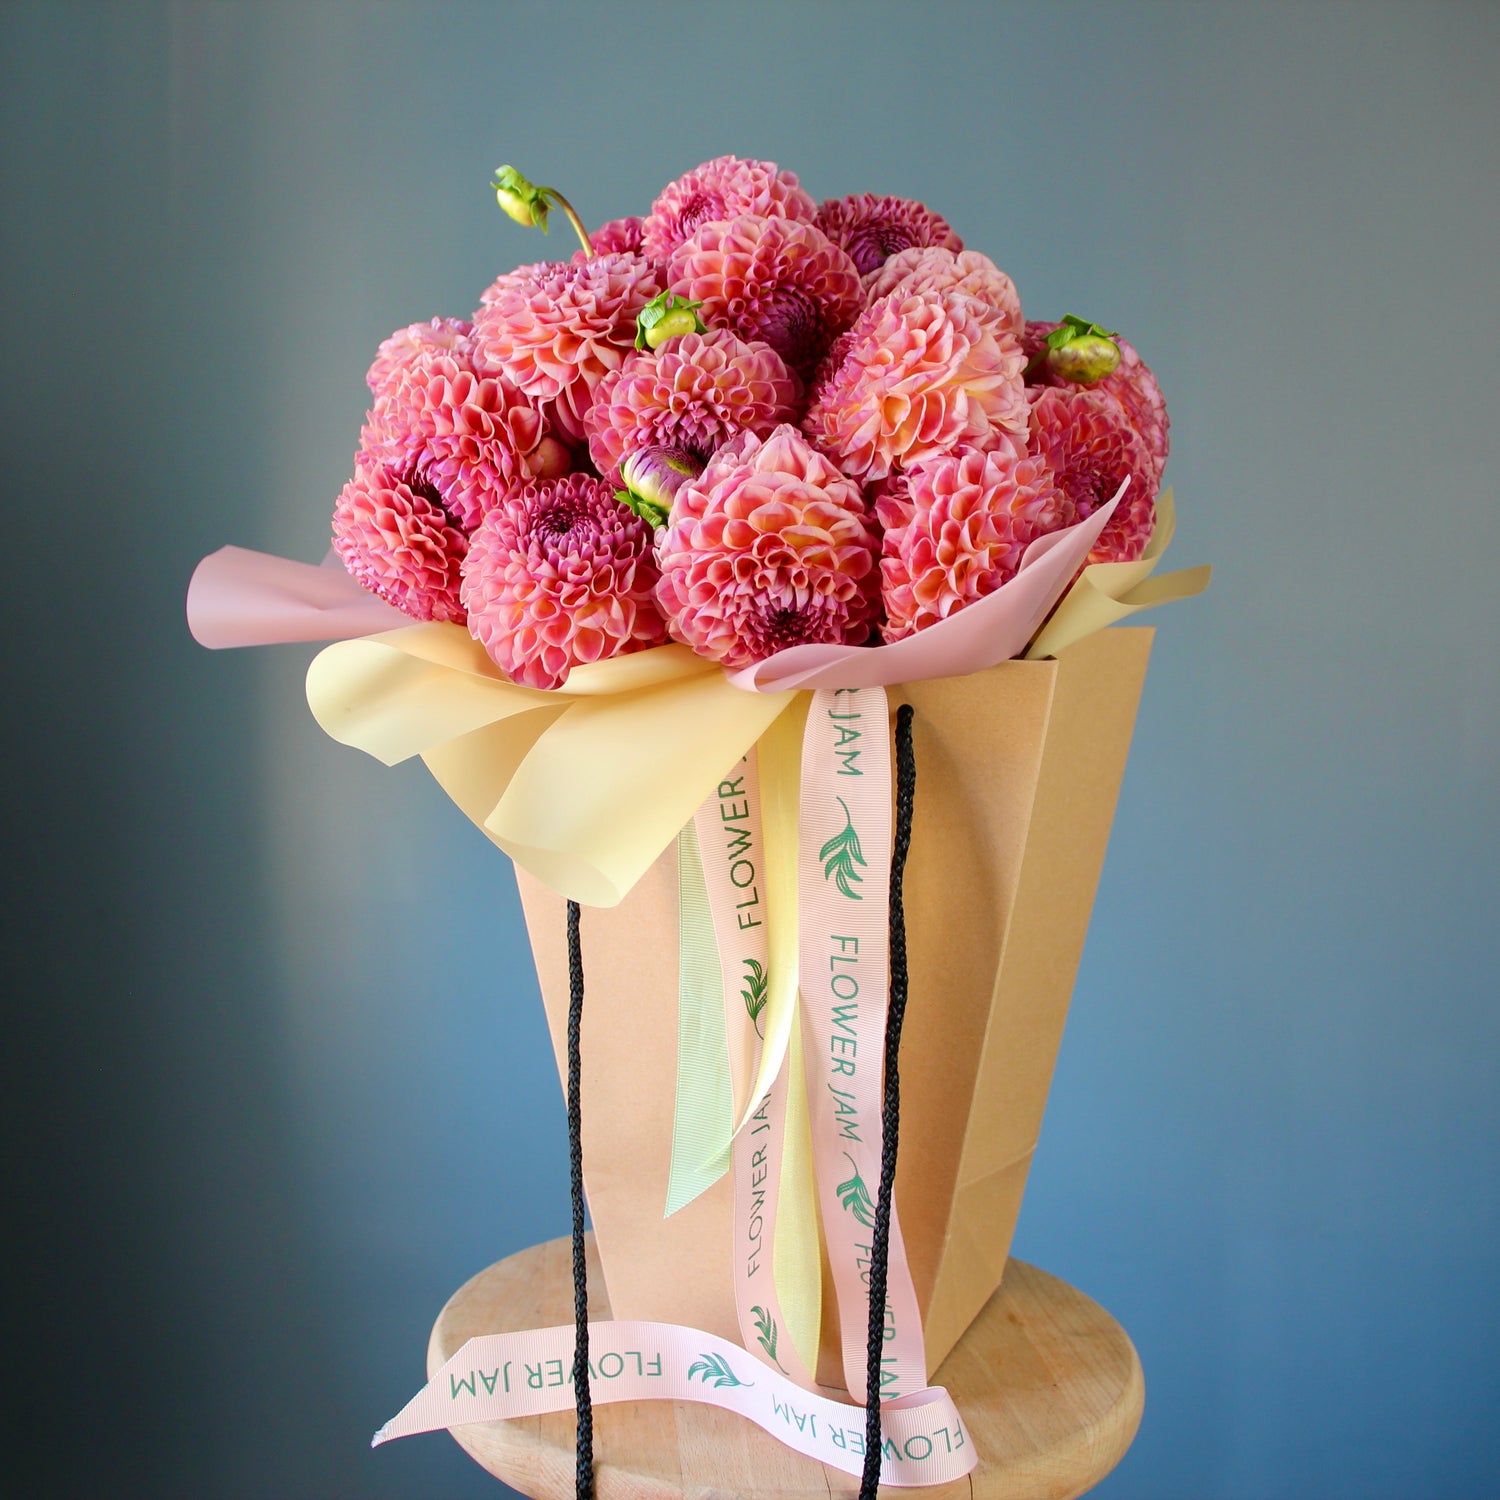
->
3, 3, 1496, 1496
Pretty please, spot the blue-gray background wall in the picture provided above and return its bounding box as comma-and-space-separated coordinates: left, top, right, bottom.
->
3, 3, 1495, 1496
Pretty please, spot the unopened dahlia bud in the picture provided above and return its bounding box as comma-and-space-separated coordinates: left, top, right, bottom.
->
619, 445, 705, 527
1043, 314, 1121, 385
533, 435, 574, 479
490, 164, 594, 256
492, 165, 548, 229
635, 291, 707, 350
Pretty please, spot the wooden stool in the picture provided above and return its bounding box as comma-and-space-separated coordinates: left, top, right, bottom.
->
428, 1236, 1142, 1499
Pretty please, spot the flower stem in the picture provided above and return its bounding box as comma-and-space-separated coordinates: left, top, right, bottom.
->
541, 187, 593, 258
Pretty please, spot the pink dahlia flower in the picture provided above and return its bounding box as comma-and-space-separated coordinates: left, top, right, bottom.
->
1028, 386, 1156, 564
584, 328, 800, 482
642, 155, 816, 263
365, 317, 472, 400
869, 433, 1026, 535
814, 193, 963, 277
476, 259, 562, 309
364, 348, 557, 530
667, 214, 863, 378
879, 445, 1073, 641
332, 457, 469, 624
460, 473, 668, 690
573, 216, 646, 261
470, 251, 663, 441
655, 426, 879, 669
864, 247, 1022, 337
1024, 320, 1170, 483
802, 289, 1028, 482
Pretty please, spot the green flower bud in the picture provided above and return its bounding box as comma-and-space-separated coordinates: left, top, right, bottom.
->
619, 445, 705, 527
492, 164, 550, 232
1044, 314, 1122, 386
616, 488, 670, 529
635, 291, 708, 351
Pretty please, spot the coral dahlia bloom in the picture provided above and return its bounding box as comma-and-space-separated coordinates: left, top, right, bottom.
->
365, 317, 472, 401
470, 251, 663, 441
364, 348, 557, 531
814, 193, 963, 276
332, 457, 469, 624
460, 474, 668, 690
880, 449, 1071, 640
879, 446, 1072, 641
802, 289, 1028, 482
865, 247, 1022, 337
584, 328, 800, 482
476, 259, 562, 309
667, 214, 863, 378
642, 155, 816, 263
1024, 321, 1170, 484
1028, 386, 1156, 564
655, 426, 879, 669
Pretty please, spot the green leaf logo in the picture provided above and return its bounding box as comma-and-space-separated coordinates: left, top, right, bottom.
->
687, 1352, 752, 1388
836, 1152, 876, 1229
750, 1304, 784, 1370
820, 797, 867, 900
741, 958, 769, 1038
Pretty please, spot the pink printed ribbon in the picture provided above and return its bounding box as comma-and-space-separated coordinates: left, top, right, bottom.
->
796, 686, 926, 1403
379, 694, 946, 1473
376, 1318, 975, 1487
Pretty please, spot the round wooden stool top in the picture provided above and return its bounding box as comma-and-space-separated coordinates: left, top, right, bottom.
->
428, 1236, 1143, 1500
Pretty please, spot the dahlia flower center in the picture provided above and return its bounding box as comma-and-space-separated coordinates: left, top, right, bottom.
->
533, 500, 602, 546
754, 286, 821, 368
406, 469, 464, 533
660, 418, 717, 464
755, 602, 816, 650
844, 224, 914, 276
675, 191, 725, 240
1063, 458, 1115, 516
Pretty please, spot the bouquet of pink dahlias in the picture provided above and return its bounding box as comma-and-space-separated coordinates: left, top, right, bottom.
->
311, 157, 1180, 690
187, 155, 1210, 1500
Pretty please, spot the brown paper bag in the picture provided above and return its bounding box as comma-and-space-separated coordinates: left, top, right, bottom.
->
516, 625, 1152, 1383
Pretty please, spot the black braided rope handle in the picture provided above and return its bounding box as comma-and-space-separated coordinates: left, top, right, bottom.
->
860, 702, 918, 1500
565, 704, 918, 1500
566, 899, 594, 1500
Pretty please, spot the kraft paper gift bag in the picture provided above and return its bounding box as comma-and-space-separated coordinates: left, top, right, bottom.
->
517, 625, 1153, 1383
